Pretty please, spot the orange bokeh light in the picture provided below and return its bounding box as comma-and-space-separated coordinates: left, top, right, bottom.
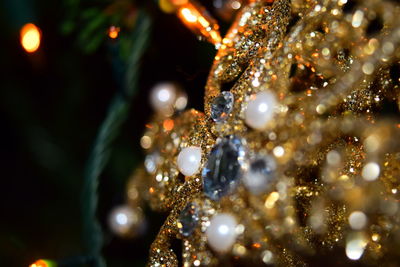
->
108, 26, 120, 39
20, 23, 41, 53
180, 8, 197, 23
163, 119, 174, 131
30, 259, 48, 267
177, 3, 221, 45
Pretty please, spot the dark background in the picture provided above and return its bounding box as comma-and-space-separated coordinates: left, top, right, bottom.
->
0, 0, 218, 265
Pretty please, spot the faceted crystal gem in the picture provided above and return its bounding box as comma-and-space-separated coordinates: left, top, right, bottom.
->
211, 91, 234, 122
202, 136, 246, 200
178, 202, 200, 237
243, 155, 276, 195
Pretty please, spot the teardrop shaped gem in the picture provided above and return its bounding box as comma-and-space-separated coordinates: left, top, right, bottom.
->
202, 136, 246, 200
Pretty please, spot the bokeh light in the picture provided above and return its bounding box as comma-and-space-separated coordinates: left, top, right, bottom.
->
20, 23, 41, 53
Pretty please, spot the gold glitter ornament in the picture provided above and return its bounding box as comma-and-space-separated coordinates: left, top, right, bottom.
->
119, 0, 400, 266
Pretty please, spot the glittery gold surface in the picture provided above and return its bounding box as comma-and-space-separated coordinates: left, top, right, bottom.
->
124, 0, 400, 265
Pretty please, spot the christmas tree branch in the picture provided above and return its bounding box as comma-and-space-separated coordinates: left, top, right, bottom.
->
81, 11, 151, 267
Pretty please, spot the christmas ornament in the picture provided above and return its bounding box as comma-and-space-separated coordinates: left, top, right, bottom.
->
117, 0, 400, 266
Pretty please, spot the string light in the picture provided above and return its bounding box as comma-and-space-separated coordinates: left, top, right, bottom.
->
108, 26, 120, 39
30, 259, 56, 267
20, 23, 41, 53
162, 0, 221, 46
180, 8, 197, 23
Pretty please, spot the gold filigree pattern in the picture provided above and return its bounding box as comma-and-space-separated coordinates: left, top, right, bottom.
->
123, 0, 400, 266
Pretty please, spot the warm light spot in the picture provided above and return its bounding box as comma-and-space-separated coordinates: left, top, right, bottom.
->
20, 23, 41, 53
171, 0, 188, 4
108, 26, 120, 39
312, 52, 319, 58
262, 250, 273, 264
265, 192, 280, 209
362, 62, 374, 75
209, 30, 222, 45
140, 135, 152, 149
149, 187, 155, 194
273, 146, 285, 157
180, 8, 197, 23
217, 224, 229, 235
177, 221, 183, 229
252, 243, 261, 248
30, 259, 53, 267
176, 3, 221, 46
371, 233, 380, 242
346, 233, 367, 260
352, 10, 364, 28
198, 16, 210, 28
163, 119, 174, 131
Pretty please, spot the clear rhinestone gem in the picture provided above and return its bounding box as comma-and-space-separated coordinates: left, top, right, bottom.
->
211, 91, 234, 122
202, 136, 246, 200
178, 203, 199, 237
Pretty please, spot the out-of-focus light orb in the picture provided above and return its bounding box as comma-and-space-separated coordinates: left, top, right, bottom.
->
175, 94, 188, 111
180, 8, 197, 23
108, 205, 143, 237
108, 26, 120, 39
346, 233, 367, 260
140, 135, 152, 149
231, 1, 241, 10
348, 211, 367, 230
264, 191, 280, 209
273, 146, 284, 157
261, 250, 273, 264
20, 23, 41, 53
150, 82, 177, 114
327, 150, 341, 166
362, 162, 380, 181
30, 259, 57, 267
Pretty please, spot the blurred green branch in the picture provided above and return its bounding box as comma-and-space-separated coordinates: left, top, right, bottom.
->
81, 10, 151, 267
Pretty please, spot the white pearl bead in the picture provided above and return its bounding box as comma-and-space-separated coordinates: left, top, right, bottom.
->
245, 91, 277, 130
150, 82, 177, 113
206, 213, 238, 253
177, 146, 202, 176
